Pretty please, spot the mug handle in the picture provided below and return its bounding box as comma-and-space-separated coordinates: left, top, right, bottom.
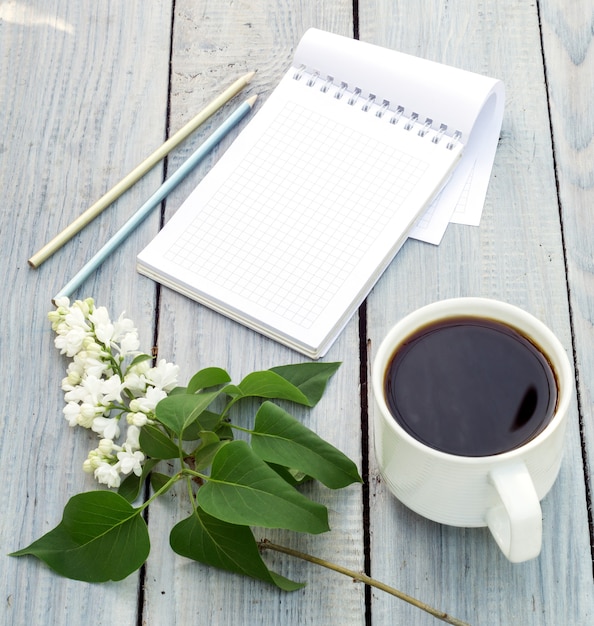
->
485, 462, 542, 563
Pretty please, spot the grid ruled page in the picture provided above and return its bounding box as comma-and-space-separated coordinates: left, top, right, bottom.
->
163, 102, 426, 328
138, 69, 463, 356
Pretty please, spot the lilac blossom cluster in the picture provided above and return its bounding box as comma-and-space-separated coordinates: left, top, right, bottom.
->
49, 297, 179, 488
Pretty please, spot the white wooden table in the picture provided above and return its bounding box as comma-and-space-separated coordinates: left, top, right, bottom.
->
2, 1, 593, 624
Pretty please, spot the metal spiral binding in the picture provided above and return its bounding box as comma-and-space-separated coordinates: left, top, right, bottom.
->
334, 81, 348, 100
403, 112, 418, 131
347, 87, 362, 106
293, 64, 306, 80
389, 105, 405, 125
447, 130, 463, 150
292, 66, 462, 149
306, 71, 320, 87
361, 93, 376, 112
320, 75, 334, 93
375, 99, 390, 118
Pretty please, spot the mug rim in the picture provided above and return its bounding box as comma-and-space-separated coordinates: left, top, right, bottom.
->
372, 297, 573, 463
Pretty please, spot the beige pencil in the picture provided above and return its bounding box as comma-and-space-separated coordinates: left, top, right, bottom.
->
28, 71, 256, 268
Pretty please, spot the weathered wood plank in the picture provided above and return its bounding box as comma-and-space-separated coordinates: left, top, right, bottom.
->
539, 0, 594, 529
0, 2, 172, 624
362, 0, 594, 624
141, 2, 367, 625
3, 1, 593, 624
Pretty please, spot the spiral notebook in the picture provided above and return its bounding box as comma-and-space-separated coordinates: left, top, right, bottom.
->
137, 28, 504, 358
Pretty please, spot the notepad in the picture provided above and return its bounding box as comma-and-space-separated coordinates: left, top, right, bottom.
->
137, 28, 504, 358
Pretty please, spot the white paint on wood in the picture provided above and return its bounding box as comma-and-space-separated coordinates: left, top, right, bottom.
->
1, 0, 593, 624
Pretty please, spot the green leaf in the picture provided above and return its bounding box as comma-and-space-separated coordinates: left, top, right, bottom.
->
195, 430, 220, 448
251, 402, 361, 489
266, 462, 312, 487
127, 353, 153, 370
118, 458, 159, 503
155, 391, 222, 438
187, 367, 231, 394
215, 422, 234, 440
170, 508, 304, 591
181, 410, 222, 441
197, 440, 329, 534
150, 472, 173, 494
139, 424, 180, 459
192, 432, 229, 470
10, 491, 149, 582
270, 362, 341, 406
231, 371, 311, 405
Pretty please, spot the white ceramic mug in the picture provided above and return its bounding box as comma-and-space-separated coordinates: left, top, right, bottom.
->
372, 297, 573, 562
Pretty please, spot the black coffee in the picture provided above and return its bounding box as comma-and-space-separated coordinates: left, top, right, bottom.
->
384, 316, 558, 456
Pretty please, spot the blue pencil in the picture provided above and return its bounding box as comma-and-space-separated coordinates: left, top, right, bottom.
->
53, 95, 257, 302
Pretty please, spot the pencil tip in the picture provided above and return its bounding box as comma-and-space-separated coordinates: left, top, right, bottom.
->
246, 94, 258, 107
244, 70, 256, 83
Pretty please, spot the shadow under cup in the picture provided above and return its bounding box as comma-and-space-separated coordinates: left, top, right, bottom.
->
372, 298, 573, 562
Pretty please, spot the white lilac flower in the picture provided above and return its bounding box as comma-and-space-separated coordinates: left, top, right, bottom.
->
129, 358, 151, 375
84, 450, 102, 471
100, 374, 124, 404
119, 331, 140, 357
62, 304, 92, 336
117, 446, 144, 476
78, 402, 103, 428
84, 447, 115, 473
146, 359, 180, 391
124, 357, 151, 393
94, 462, 121, 488
52, 296, 70, 309
90, 308, 137, 351
65, 304, 90, 327
130, 386, 168, 414
125, 425, 141, 450
51, 298, 178, 488
112, 312, 136, 343
92, 416, 120, 440
64, 374, 103, 405
63, 401, 82, 427
81, 335, 104, 355
127, 412, 148, 427
123, 372, 148, 395
61, 361, 84, 391
63, 386, 87, 404
48, 298, 71, 328
88, 305, 110, 324
71, 297, 94, 318
97, 438, 115, 455
73, 352, 109, 379
54, 325, 89, 357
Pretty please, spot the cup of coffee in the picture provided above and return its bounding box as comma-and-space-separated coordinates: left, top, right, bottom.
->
372, 297, 573, 562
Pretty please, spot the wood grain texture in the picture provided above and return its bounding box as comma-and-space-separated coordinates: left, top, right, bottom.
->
139, 2, 367, 625
362, 0, 594, 624
540, 0, 594, 511
0, 1, 172, 624
2, 0, 593, 625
